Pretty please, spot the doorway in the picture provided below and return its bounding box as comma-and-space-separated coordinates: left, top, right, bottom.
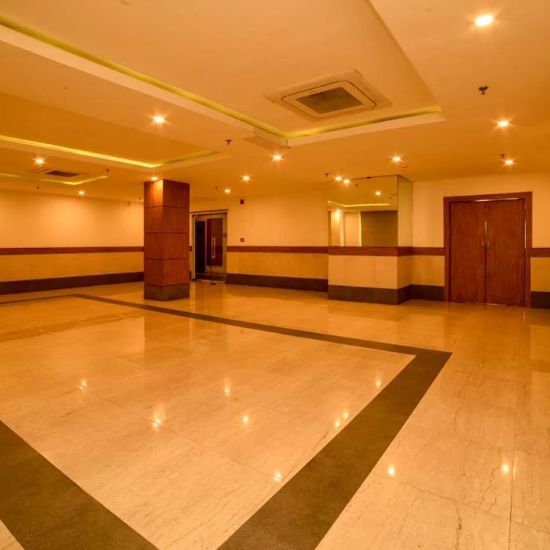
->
192, 212, 227, 281
444, 193, 531, 306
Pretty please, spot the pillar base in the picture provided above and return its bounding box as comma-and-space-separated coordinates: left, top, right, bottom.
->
144, 284, 190, 301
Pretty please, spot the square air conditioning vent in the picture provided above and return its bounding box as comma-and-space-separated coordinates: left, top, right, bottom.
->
267, 70, 390, 120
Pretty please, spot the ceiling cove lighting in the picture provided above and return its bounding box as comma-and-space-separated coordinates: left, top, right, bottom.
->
272, 153, 283, 161
475, 14, 495, 27
497, 120, 510, 128
34, 156, 45, 166
152, 115, 166, 125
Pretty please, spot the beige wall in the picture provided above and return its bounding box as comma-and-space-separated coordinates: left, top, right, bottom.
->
0, 189, 143, 282
192, 190, 328, 280
192, 190, 328, 246
0, 189, 143, 247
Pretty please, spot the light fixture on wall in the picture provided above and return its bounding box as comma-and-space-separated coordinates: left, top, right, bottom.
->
474, 14, 495, 27
151, 114, 166, 125
34, 156, 45, 166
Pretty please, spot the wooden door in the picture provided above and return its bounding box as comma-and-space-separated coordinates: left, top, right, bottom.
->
447, 196, 528, 306
449, 201, 486, 303
486, 200, 525, 306
206, 218, 224, 267
195, 220, 206, 276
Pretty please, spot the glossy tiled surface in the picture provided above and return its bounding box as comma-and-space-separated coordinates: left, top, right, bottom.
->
1, 281, 550, 548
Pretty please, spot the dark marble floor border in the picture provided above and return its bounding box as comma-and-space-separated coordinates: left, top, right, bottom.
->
0, 292, 451, 549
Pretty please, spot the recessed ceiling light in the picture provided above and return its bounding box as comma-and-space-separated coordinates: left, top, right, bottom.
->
78, 190, 85, 196
34, 156, 45, 166
391, 155, 402, 163
224, 188, 231, 194
503, 158, 515, 166
475, 14, 495, 27
272, 153, 283, 161
241, 175, 251, 182
334, 176, 343, 182
152, 115, 166, 125
343, 178, 351, 185
497, 120, 510, 128
150, 175, 159, 181
375, 190, 382, 196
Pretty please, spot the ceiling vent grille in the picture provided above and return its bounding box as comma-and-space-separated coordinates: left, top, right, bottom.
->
267, 70, 390, 120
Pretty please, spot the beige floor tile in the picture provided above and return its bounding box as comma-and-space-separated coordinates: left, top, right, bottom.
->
318, 474, 509, 550
510, 522, 550, 550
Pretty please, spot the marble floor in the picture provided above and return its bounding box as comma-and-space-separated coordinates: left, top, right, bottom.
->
0, 281, 549, 549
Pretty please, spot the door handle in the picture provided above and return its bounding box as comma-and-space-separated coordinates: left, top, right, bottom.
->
211, 237, 216, 259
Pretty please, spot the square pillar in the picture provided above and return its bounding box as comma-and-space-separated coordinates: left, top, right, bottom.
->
144, 179, 190, 300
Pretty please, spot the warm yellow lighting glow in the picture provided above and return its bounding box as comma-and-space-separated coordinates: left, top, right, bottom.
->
376, 379, 382, 388
224, 188, 231, 194
388, 465, 396, 476
343, 178, 351, 185
334, 420, 341, 429
242, 415, 250, 424
152, 417, 162, 429
78, 379, 88, 390
375, 190, 382, 197
242, 175, 251, 182
274, 471, 283, 482
503, 158, 515, 166
497, 120, 510, 128
34, 156, 45, 166
224, 386, 231, 397
501, 463, 511, 474
343, 411, 350, 420
391, 155, 402, 163
335, 176, 343, 182
78, 190, 85, 196
152, 114, 166, 125
150, 175, 159, 181
272, 153, 283, 161
475, 14, 494, 27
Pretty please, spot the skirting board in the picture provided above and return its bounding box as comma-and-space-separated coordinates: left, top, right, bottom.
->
0, 272, 144, 295
531, 291, 550, 309
410, 285, 445, 301
226, 273, 328, 292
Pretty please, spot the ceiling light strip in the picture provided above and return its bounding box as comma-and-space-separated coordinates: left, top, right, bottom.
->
0, 134, 217, 169
0, 171, 108, 186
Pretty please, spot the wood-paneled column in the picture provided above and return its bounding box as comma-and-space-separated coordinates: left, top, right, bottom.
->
144, 179, 190, 300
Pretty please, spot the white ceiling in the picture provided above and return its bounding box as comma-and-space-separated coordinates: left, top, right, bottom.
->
0, 0, 549, 202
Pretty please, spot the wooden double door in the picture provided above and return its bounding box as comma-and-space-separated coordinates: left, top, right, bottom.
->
447, 195, 530, 306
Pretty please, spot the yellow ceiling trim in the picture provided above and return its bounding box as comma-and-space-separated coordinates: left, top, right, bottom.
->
0, 16, 443, 141
0, 171, 108, 186
0, 134, 217, 169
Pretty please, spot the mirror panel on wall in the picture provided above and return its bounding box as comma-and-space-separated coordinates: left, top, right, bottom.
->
328, 176, 399, 247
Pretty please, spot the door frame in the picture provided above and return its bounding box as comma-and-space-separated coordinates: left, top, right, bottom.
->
191, 209, 228, 281
443, 192, 532, 306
